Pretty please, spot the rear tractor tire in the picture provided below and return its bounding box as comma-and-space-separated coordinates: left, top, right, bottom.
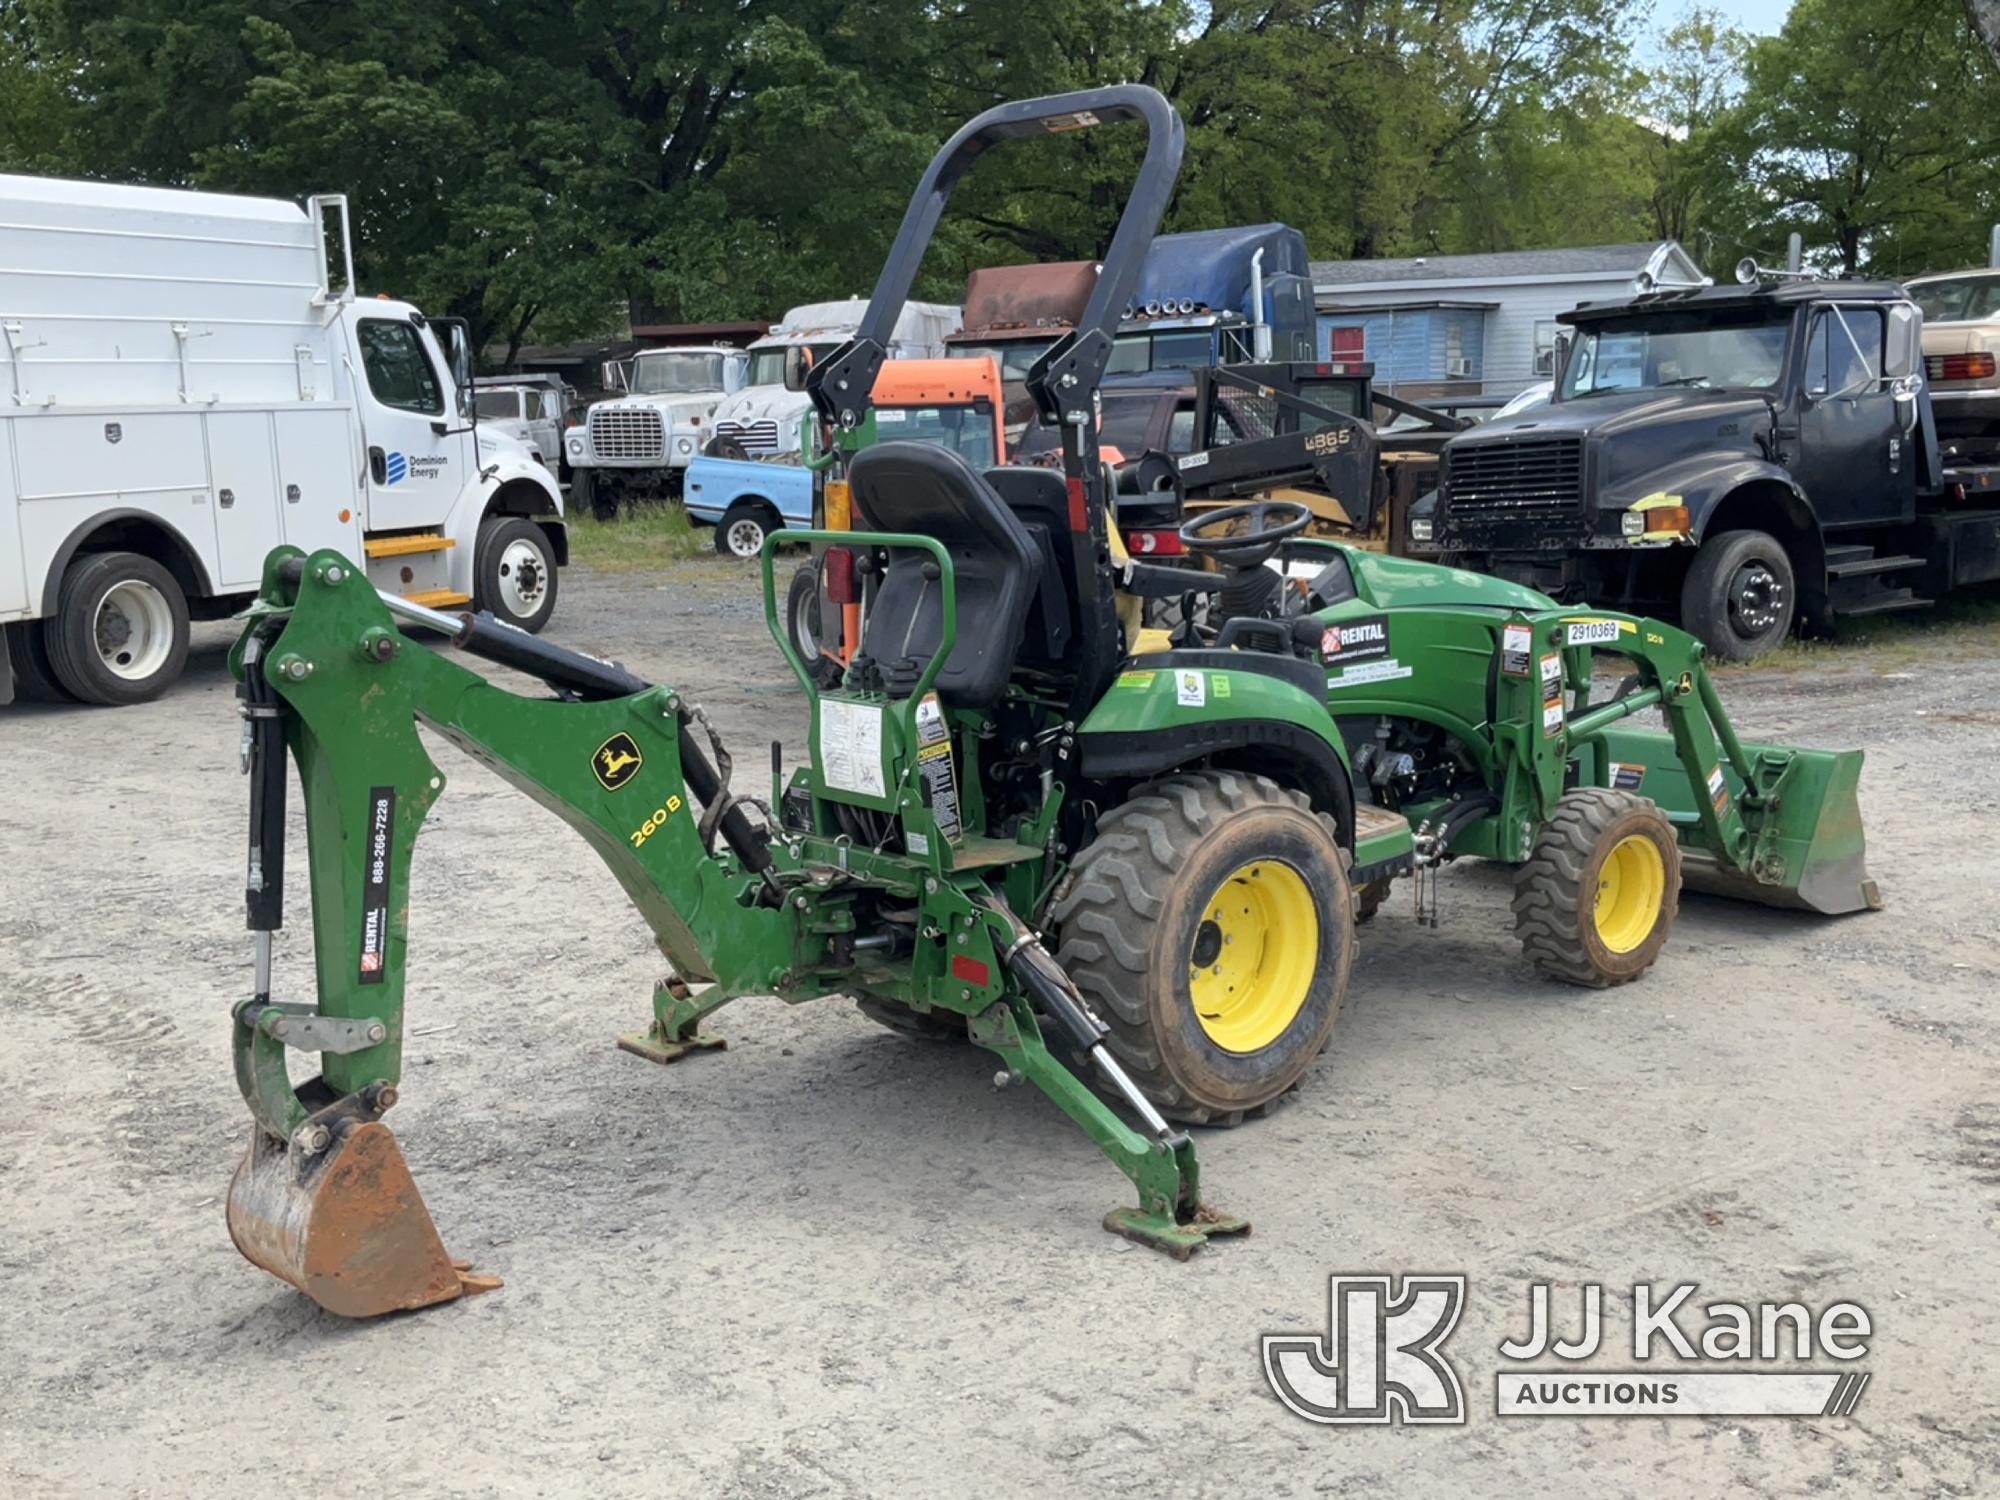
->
1512, 788, 1680, 988
1052, 771, 1355, 1126
855, 996, 968, 1043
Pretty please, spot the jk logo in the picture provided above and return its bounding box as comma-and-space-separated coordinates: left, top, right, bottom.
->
1262, 1274, 1467, 1425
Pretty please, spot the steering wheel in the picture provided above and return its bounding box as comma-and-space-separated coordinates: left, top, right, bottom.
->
1178, 499, 1313, 569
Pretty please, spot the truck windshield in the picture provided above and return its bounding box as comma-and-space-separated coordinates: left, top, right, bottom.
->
474, 390, 524, 420
948, 340, 1056, 382
1561, 308, 1793, 397
746, 342, 843, 388
1909, 276, 2000, 323
630, 352, 725, 395
1107, 329, 1217, 374
874, 402, 998, 468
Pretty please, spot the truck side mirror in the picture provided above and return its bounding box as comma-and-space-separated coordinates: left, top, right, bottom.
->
602, 359, 628, 393
783, 345, 813, 392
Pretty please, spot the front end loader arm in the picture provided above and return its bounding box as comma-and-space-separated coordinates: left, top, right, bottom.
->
1484, 608, 1878, 916
225, 549, 797, 1316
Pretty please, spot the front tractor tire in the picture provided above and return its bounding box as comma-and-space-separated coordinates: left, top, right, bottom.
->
1052, 771, 1355, 1126
1512, 788, 1681, 988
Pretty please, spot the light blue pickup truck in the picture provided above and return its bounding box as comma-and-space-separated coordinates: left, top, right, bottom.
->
683, 451, 813, 558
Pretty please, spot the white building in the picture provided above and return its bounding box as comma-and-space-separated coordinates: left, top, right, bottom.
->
1311, 241, 1708, 400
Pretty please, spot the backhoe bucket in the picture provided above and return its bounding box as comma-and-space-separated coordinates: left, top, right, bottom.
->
1592, 728, 1880, 917
227, 1121, 497, 1318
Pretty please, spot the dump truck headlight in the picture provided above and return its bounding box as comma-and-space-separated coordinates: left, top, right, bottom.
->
567, 434, 584, 456
1410, 518, 1434, 543
677, 438, 693, 455
1621, 512, 1646, 538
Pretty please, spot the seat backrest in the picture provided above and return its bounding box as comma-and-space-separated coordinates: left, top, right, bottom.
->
849, 442, 1038, 709
982, 465, 1077, 666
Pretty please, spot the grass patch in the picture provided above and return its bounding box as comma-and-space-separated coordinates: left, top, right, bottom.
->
1715, 582, 2000, 674
566, 503, 711, 572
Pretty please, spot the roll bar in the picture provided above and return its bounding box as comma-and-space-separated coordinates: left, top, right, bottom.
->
806, 85, 1187, 716
807, 86, 1184, 437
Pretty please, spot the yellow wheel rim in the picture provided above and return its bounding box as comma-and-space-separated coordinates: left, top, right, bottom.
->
1188, 860, 1318, 1053
1594, 833, 1666, 954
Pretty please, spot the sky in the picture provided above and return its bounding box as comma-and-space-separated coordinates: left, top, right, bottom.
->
1697, 0, 1791, 35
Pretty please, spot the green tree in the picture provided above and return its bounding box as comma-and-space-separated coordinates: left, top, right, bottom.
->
1716, 0, 2000, 276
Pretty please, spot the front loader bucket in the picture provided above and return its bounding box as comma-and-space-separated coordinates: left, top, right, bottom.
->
227, 1122, 497, 1318
1593, 728, 1881, 917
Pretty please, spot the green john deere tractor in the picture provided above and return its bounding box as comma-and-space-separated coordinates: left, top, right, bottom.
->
219, 87, 1876, 1319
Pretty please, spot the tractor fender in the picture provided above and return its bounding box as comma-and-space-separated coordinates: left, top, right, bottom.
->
1600, 453, 1814, 544
1075, 650, 1355, 845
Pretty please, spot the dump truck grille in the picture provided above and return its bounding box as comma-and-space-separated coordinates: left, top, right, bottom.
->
589, 407, 665, 462
713, 419, 780, 453
1443, 436, 1584, 521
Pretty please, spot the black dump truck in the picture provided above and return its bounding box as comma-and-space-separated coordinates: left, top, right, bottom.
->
1424, 277, 2000, 659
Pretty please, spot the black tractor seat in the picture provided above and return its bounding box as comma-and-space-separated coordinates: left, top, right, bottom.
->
848, 442, 1039, 709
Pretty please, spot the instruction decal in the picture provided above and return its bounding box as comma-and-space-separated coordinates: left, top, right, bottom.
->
819, 699, 886, 798
912, 693, 962, 845
1501, 622, 1532, 675
1320, 614, 1390, 666
1177, 670, 1207, 707
1116, 671, 1157, 689
1328, 658, 1413, 688
593, 732, 644, 792
358, 787, 395, 984
1706, 764, 1730, 815
1539, 653, 1563, 688
1609, 761, 1647, 791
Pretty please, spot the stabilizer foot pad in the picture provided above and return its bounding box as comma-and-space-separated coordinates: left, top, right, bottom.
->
616, 1028, 727, 1066
1103, 1204, 1251, 1260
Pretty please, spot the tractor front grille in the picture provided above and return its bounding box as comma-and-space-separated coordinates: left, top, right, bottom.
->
1442, 436, 1585, 523
713, 418, 781, 454
589, 407, 666, 462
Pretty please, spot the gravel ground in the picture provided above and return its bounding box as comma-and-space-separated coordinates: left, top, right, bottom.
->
3, 556, 1998, 1498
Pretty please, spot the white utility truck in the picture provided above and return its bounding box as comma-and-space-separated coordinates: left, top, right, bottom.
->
564, 345, 751, 517
0, 175, 566, 707
704, 299, 961, 459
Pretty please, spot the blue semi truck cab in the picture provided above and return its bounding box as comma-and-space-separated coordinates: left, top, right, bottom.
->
1108, 223, 1316, 376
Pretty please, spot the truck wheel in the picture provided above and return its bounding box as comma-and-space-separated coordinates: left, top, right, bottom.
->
3, 620, 77, 703
705, 435, 751, 461
1681, 530, 1795, 661
716, 501, 776, 559
1513, 788, 1680, 988
42, 552, 190, 706
475, 517, 559, 633
1052, 771, 1355, 1125
786, 562, 843, 687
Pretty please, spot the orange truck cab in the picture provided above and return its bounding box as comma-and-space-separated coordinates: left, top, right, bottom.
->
801, 356, 1007, 671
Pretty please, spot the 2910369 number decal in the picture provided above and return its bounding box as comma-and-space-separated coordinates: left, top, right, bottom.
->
629, 795, 684, 848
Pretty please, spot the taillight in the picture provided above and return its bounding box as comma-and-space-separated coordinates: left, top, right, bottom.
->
1927, 352, 1997, 381
823, 546, 856, 604
1125, 529, 1184, 555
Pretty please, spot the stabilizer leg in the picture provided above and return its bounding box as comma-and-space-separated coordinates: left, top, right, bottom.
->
616, 975, 732, 1065
970, 996, 1249, 1260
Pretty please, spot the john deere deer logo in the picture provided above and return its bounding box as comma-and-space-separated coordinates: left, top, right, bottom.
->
593, 732, 644, 792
